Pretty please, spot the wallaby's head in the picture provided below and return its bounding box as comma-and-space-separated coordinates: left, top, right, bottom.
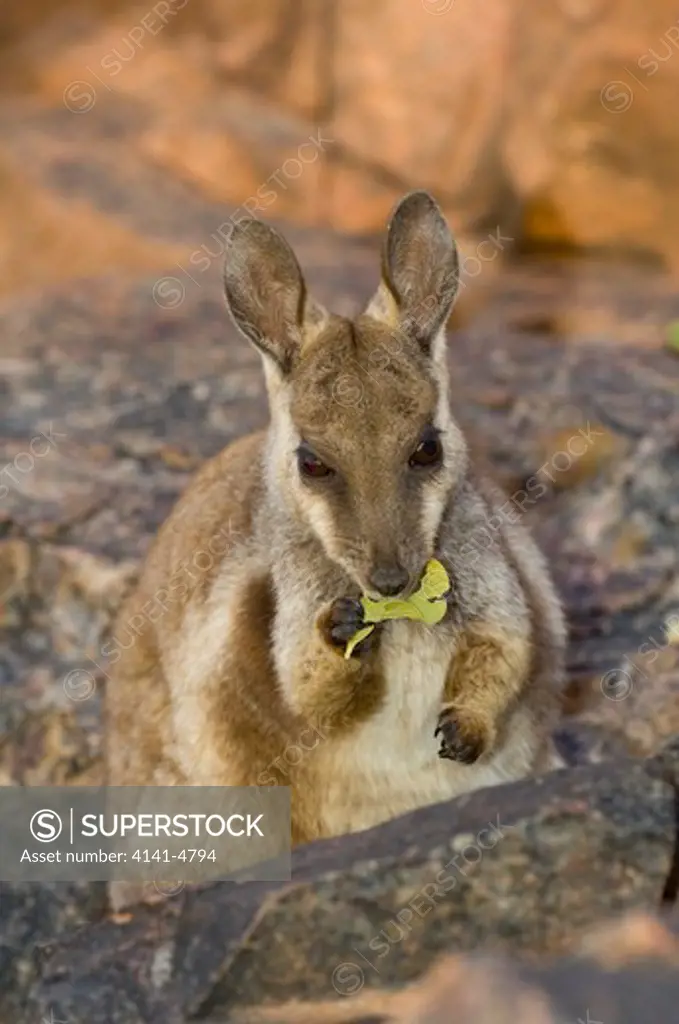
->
223, 191, 468, 598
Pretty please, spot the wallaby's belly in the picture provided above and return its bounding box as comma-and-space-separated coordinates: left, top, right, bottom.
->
311, 621, 539, 838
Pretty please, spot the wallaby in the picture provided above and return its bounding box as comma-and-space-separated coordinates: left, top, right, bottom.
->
105, 191, 565, 854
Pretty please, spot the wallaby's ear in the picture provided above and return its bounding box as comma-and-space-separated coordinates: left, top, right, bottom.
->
223, 219, 328, 374
366, 191, 459, 353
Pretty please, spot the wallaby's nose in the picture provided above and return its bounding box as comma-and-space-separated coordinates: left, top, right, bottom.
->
368, 564, 409, 597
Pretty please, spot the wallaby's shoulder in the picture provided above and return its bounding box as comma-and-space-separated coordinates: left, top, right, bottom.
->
171, 427, 267, 532
129, 428, 268, 624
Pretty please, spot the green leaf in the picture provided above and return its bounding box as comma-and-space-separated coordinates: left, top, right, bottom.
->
407, 593, 448, 624
418, 559, 449, 600
343, 559, 451, 657
666, 321, 679, 352
361, 596, 421, 622
344, 625, 375, 660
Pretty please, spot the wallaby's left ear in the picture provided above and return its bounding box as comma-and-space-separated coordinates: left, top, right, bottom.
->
366, 191, 459, 353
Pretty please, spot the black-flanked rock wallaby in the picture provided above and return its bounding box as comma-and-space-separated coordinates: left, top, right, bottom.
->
105, 191, 566, 848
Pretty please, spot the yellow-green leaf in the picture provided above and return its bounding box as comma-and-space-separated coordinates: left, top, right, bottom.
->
666, 321, 679, 353
343, 558, 451, 656
407, 593, 448, 624
362, 596, 420, 622
344, 624, 375, 659
419, 559, 449, 600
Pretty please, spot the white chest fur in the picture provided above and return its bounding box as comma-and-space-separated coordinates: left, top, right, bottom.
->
312, 619, 539, 837
312, 621, 458, 834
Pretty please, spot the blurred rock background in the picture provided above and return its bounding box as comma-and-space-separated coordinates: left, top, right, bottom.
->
3, 0, 679, 295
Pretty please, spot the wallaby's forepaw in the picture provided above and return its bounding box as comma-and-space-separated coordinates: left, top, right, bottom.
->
321, 598, 378, 657
435, 707, 491, 764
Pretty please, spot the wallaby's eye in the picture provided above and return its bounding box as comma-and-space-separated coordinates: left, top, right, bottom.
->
297, 444, 334, 480
409, 427, 443, 470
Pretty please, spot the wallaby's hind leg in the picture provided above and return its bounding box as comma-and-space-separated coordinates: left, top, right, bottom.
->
104, 645, 183, 787
104, 654, 187, 912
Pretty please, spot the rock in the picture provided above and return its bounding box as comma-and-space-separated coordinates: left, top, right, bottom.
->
575, 908, 679, 965
193, 755, 677, 1016
507, 0, 679, 273
0, 148, 185, 299
332, 0, 514, 232
241, 955, 562, 1024
22, 746, 679, 1021
4, 0, 679, 266
0, 880, 107, 1023
236, 909, 679, 1024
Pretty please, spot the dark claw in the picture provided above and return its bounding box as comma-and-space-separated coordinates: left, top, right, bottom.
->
436, 711, 484, 764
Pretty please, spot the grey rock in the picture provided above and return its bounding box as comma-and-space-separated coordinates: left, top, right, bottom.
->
23, 747, 678, 1022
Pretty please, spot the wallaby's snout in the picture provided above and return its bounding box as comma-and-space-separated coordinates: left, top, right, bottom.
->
223, 190, 469, 593
367, 562, 410, 598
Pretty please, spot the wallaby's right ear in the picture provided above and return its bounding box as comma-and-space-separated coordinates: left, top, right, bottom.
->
223, 219, 328, 374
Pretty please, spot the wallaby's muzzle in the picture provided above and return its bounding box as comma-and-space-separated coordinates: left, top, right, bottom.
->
367, 562, 410, 597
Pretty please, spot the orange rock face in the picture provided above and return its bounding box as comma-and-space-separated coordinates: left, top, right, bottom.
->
2, 0, 679, 279
333, 0, 513, 224
505, 0, 679, 271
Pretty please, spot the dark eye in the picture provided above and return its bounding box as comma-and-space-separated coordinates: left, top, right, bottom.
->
409, 428, 443, 469
297, 444, 334, 479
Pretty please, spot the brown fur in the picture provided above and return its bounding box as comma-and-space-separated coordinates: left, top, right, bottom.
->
439, 623, 532, 762
105, 192, 566, 907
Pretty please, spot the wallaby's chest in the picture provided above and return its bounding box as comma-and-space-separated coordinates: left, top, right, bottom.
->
310, 621, 463, 835
377, 618, 453, 741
